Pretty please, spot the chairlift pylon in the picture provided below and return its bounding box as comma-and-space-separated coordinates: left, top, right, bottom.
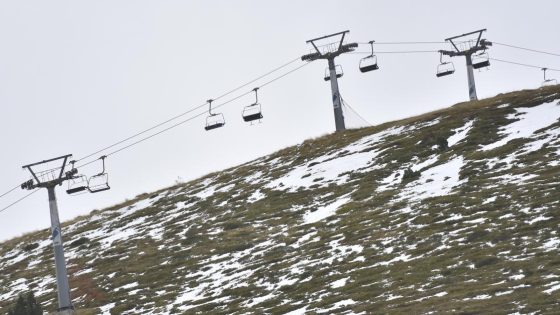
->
541, 68, 558, 87
324, 65, 344, 81
242, 87, 263, 124
204, 99, 225, 131
436, 52, 455, 77
359, 40, 379, 73
88, 156, 110, 193
472, 51, 490, 69
65, 161, 89, 195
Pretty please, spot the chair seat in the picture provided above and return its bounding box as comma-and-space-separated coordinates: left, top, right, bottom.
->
243, 113, 263, 122
205, 122, 225, 131
360, 64, 379, 73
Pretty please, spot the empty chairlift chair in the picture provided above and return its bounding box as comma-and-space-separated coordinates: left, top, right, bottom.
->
242, 88, 263, 124
88, 156, 110, 193
324, 65, 344, 81
541, 68, 558, 87
204, 99, 225, 131
359, 40, 379, 73
436, 52, 455, 77
65, 161, 89, 195
472, 51, 490, 69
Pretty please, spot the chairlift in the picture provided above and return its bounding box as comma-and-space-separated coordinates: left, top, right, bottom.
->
359, 40, 379, 73
242, 88, 263, 124
324, 65, 344, 81
66, 161, 89, 195
541, 68, 558, 87
472, 51, 490, 69
204, 99, 225, 131
436, 52, 455, 77
88, 156, 110, 193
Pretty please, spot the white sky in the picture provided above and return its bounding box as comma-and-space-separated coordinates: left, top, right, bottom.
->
1, 0, 559, 241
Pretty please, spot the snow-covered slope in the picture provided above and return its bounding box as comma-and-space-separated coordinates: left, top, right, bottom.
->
1, 86, 560, 314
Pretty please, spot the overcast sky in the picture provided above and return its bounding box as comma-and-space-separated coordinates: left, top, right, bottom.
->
1, 0, 559, 241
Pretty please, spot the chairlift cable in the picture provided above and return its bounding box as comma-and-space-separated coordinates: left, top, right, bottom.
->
76, 56, 302, 164
490, 58, 560, 72
351, 50, 440, 54
74, 61, 313, 169
492, 42, 560, 57
358, 41, 447, 45
0, 189, 40, 214
0, 57, 310, 208
0, 184, 23, 199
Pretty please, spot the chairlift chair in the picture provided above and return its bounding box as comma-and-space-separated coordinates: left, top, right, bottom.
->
65, 161, 89, 195
242, 88, 263, 123
359, 40, 379, 73
324, 65, 344, 81
88, 156, 110, 193
204, 99, 225, 131
472, 52, 490, 69
541, 68, 558, 87
436, 52, 455, 77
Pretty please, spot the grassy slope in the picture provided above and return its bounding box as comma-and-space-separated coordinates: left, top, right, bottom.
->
1, 86, 559, 314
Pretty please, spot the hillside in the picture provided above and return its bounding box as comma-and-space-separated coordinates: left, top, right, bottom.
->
1, 86, 560, 314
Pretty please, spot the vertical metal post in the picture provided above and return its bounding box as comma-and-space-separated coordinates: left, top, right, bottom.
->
465, 54, 478, 101
47, 186, 74, 314
327, 58, 345, 131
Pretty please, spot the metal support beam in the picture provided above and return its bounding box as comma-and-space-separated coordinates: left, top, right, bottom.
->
440, 29, 490, 102
466, 54, 478, 101
47, 186, 74, 314
302, 30, 357, 131
21, 155, 76, 315
328, 58, 345, 131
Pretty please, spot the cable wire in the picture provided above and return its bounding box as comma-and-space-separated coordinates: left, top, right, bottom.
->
351, 50, 439, 55
490, 58, 560, 72
0, 60, 312, 215
341, 97, 371, 127
0, 189, 40, 214
359, 41, 447, 45
493, 42, 560, 57
75, 61, 313, 169
76, 56, 302, 164
0, 184, 22, 199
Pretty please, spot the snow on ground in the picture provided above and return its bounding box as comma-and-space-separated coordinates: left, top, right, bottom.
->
543, 282, 560, 294
541, 237, 560, 252
448, 120, 475, 147
248, 189, 266, 203
481, 101, 560, 151
330, 277, 350, 289
265, 147, 382, 192
303, 196, 351, 224
285, 306, 308, 315
100, 303, 116, 315
399, 156, 465, 202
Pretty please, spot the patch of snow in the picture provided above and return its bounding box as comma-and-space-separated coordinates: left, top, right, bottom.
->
303, 196, 351, 224
541, 237, 560, 252
100, 303, 116, 315
115, 282, 138, 291
543, 282, 560, 294
448, 120, 475, 147
481, 101, 560, 151
285, 306, 308, 315
248, 189, 266, 203
330, 277, 349, 289
510, 272, 525, 281
400, 156, 465, 202
525, 215, 551, 225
